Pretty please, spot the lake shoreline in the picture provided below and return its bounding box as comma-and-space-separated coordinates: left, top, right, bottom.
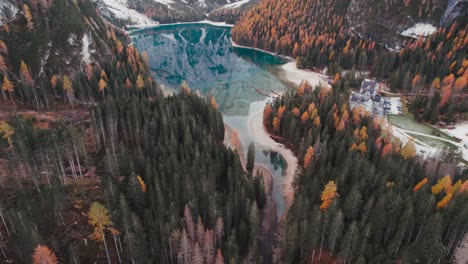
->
224, 124, 277, 263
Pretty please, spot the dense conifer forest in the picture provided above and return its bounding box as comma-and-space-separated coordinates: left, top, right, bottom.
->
0, 0, 467, 263
0, 0, 264, 263
262, 81, 468, 263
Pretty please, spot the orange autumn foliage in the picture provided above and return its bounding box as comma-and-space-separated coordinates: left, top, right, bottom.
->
432, 175, 452, 194
210, 97, 219, 110
436, 193, 452, 209
292, 107, 300, 117
32, 245, 58, 264
413, 178, 428, 192
277, 105, 286, 120
273, 117, 280, 132
303, 146, 314, 169
320, 181, 338, 211
381, 143, 393, 157
301, 111, 309, 124
137, 175, 147, 193
264, 104, 273, 124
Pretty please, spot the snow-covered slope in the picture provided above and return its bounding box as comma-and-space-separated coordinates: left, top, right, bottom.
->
400, 23, 437, 38
97, 0, 255, 25
99, 0, 156, 24
218, 0, 254, 9
0, 0, 18, 26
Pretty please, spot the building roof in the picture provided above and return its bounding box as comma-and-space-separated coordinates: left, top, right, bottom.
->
360, 79, 378, 96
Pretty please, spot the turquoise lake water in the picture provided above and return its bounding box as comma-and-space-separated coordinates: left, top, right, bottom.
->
131, 23, 290, 223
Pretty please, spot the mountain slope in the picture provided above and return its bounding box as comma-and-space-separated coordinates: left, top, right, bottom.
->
96, 0, 257, 24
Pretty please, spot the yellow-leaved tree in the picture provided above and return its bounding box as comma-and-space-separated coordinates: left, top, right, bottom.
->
2, 75, 15, 106
88, 202, 117, 264
0, 121, 14, 148
400, 139, 416, 159
23, 5, 34, 31
98, 78, 107, 92
320, 181, 338, 211
436, 193, 452, 209
136, 74, 145, 90
62, 76, 74, 103
432, 175, 452, 194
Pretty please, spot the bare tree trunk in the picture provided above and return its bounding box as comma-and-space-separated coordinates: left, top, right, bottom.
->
102, 230, 112, 264
113, 235, 122, 263
0, 208, 9, 235
318, 232, 324, 262
73, 140, 83, 179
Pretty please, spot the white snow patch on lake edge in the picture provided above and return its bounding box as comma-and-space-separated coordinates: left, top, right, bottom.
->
400, 23, 437, 38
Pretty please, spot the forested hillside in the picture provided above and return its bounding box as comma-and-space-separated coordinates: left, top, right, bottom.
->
0, 0, 158, 110
232, 0, 468, 123
0, 90, 265, 263
262, 81, 468, 263
0, 0, 265, 263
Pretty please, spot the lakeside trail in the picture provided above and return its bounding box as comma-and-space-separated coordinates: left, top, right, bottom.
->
224, 125, 277, 263
249, 112, 298, 215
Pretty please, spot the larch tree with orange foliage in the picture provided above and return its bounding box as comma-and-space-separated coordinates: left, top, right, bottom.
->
23, 5, 34, 31
32, 245, 58, 264
50, 75, 59, 89
210, 97, 218, 109
303, 146, 314, 169
137, 175, 147, 193
263, 104, 273, 125
277, 105, 286, 120
300, 111, 309, 124
454, 76, 467, 92
413, 178, 428, 192
292, 107, 300, 117
436, 193, 452, 209
320, 181, 338, 211
98, 78, 107, 92
272, 117, 280, 133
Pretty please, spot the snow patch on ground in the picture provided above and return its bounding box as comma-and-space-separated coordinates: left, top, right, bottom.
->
39, 42, 52, 76
102, 0, 156, 24
153, 0, 174, 9
220, 0, 253, 9
279, 62, 330, 88
81, 33, 92, 64
197, 0, 207, 8
0, 0, 18, 26
400, 23, 437, 38
441, 122, 468, 162
68, 34, 77, 45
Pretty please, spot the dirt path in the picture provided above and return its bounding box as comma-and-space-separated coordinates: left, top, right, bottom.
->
224, 125, 277, 263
